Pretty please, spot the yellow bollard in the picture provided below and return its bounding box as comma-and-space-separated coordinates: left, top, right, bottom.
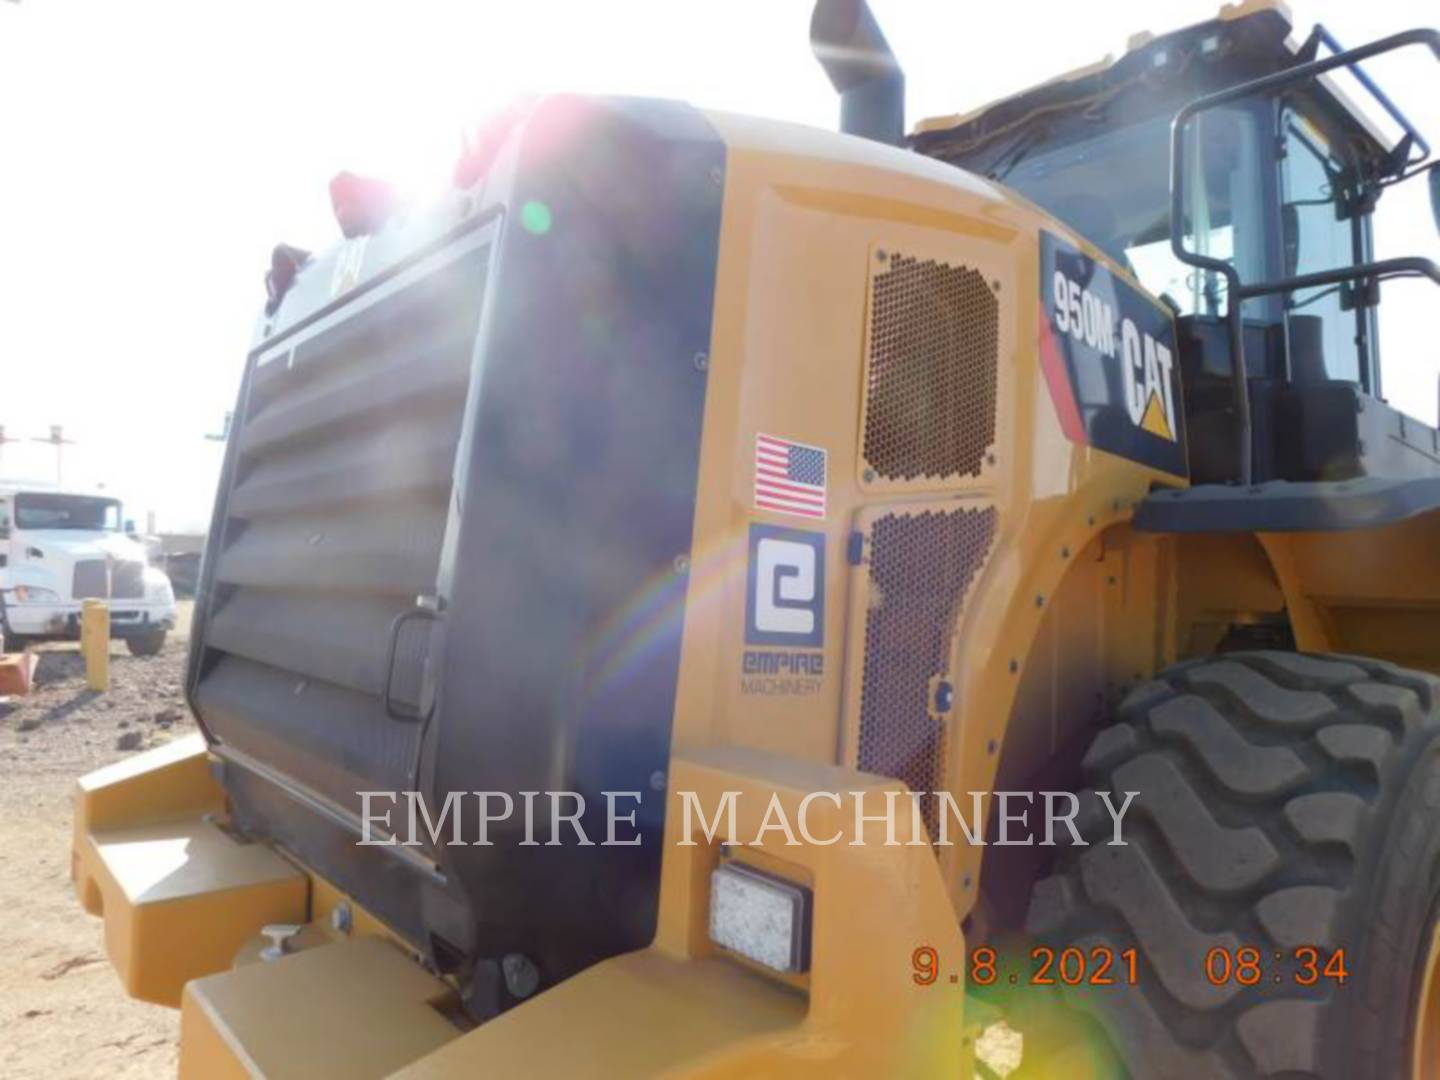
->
81, 599, 110, 693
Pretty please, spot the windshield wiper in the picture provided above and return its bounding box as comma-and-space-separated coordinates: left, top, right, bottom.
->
988, 126, 1048, 184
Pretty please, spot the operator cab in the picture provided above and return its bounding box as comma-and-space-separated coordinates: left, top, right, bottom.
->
913, 0, 1440, 486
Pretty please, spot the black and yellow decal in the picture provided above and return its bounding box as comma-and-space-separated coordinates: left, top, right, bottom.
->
1037, 229, 1187, 478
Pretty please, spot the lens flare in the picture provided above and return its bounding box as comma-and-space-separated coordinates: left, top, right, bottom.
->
520, 199, 553, 235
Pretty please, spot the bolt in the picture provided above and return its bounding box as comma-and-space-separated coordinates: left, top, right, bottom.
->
962, 874, 973, 889
331, 902, 353, 935
992, 280, 1002, 292
986, 453, 997, 466
1008, 659, 1018, 674
863, 468, 876, 483
1088, 515, 1095, 527
934, 681, 954, 713
709, 166, 723, 185
692, 351, 709, 372
649, 770, 667, 792
672, 554, 690, 575
876, 249, 888, 262
986, 739, 997, 755
502, 953, 541, 999
1061, 546, 1070, 559
1035, 594, 1045, 608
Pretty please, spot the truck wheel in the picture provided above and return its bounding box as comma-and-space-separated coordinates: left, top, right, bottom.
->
1026, 651, 1440, 1078
125, 631, 167, 657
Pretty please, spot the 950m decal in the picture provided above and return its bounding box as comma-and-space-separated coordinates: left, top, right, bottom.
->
1038, 230, 1187, 478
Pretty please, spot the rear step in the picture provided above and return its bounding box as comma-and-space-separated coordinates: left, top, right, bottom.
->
72, 735, 307, 1006
74, 735, 468, 1077
181, 937, 461, 1079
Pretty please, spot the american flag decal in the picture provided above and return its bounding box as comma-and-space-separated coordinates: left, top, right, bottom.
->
754, 433, 827, 520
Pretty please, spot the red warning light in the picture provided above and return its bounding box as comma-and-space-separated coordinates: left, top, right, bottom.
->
329, 171, 399, 238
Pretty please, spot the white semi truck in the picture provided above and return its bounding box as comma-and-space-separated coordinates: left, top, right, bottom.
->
0, 483, 178, 655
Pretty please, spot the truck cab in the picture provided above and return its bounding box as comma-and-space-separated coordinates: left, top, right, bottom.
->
0, 484, 177, 655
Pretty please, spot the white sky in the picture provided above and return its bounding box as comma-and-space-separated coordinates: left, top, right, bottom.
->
1, 0, 1436, 531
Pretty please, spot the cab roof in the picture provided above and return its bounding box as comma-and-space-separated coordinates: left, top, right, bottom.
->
912, 0, 1395, 165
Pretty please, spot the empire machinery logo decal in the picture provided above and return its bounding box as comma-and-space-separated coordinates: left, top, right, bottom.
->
742, 523, 825, 696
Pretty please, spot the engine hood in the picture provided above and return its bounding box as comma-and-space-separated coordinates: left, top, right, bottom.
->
22, 531, 149, 562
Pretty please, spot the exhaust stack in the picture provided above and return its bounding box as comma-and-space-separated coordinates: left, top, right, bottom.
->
810, 0, 905, 146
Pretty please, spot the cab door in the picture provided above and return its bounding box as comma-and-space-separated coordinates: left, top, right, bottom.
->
1279, 104, 1376, 390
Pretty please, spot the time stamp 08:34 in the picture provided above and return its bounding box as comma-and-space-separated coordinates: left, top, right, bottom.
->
911, 944, 1351, 989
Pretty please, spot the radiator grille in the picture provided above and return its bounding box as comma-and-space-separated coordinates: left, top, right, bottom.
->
863, 254, 999, 482
72, 559, 144, 599
112, 560, 144, 599
857, 506, 997, 841
73, 560, 106, 599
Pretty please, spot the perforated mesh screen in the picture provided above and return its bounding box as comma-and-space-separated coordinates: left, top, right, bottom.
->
864, 254, 999, 482
858, 506, 997, 841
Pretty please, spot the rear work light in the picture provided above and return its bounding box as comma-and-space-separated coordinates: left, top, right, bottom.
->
709, 860, 813, 975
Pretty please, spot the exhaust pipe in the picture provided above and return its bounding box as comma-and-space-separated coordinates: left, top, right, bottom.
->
810, 0, 905, 146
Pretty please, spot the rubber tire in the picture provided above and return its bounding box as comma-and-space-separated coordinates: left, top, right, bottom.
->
125, 631, 167, 657
1026, 651, 1440, 1078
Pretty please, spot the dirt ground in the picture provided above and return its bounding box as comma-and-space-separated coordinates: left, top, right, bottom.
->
0, 604, 194, 1079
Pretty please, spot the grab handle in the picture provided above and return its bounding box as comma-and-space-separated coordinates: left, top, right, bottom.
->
383, 596, 444, 722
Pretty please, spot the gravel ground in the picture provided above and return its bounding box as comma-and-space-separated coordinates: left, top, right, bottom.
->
0, 608, 194, 1079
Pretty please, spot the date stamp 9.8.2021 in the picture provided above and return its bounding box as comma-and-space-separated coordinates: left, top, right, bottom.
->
911, 944, 1350, 989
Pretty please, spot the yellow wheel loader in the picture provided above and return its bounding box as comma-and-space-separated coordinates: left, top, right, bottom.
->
71, 1, 1440, 1075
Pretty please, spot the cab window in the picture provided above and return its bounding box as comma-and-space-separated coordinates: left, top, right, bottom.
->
1280, 108, 1364, 384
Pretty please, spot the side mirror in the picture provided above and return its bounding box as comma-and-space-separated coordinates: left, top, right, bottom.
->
1430, 163, 1440, 235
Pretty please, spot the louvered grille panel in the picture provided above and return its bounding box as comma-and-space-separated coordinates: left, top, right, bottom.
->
857, 506, 997, 842
864, 254, 999, 482
193, 236, 491, 812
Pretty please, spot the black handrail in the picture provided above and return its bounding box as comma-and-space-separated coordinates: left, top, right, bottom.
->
1169, 27, 1440, 485
1307, 24, 1430, 160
